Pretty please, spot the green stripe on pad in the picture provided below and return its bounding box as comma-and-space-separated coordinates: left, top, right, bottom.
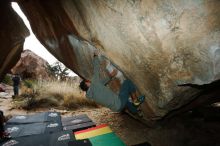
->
89, 132, 126, 146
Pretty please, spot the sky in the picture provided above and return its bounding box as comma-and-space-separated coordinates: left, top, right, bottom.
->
11, 2, 77, 76
11, 2, 57, 65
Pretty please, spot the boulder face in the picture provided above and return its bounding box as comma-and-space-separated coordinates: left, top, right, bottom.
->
3, 0, 220, 119
0, 0, 29, 81
11, 50, 50, 80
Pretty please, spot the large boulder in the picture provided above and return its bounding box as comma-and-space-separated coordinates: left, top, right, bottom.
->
11, 50, 50, 80
0, 0, 29, 81
16, 0, 220, 119
2, 0, 219, 119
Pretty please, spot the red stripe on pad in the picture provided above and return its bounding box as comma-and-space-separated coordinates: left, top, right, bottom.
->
74, 124, 108, 135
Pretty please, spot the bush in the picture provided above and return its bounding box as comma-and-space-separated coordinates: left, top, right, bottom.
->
16, 80, 99, 110
23, 80, 35, 89
22, 97, 60, 110
2, 74, 12, 85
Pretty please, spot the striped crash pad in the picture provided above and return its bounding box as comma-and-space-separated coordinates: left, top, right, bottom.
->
89, 133, 126, 146
73, 124, 126, 146
74, 124, 112, 140
1, 130, 75, 146
7, 112, 61, 124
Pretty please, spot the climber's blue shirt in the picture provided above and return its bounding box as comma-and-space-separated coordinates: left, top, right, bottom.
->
86, 56, 122, 112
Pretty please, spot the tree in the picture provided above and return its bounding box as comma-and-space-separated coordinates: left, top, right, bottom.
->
47, 61, 70, 80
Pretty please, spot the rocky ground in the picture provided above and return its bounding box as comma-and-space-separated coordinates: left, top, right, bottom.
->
1, 85, 220, 146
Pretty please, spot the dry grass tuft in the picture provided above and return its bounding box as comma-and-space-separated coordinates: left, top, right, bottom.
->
16, 79, 98, 110
63, 94, 99, 109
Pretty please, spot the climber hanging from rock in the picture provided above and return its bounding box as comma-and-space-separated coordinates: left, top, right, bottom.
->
79, 50, 145, 115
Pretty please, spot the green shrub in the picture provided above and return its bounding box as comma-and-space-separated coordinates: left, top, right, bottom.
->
23, 80, 35, 88
2, 74, 12, 85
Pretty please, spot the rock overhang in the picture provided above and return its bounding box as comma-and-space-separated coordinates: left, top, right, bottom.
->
1, 0, 220, 120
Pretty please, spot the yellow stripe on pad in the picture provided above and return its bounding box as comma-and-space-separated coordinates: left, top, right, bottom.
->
74, 124, 112, 140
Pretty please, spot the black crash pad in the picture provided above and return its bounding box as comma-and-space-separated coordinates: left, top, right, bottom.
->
1, 130, 75, 146
46, 112, 62, 123
62, 114, 92, 127
7, 112, 61, 124
1, 134, 49, 146
68, 139, 92, 146
5, 121, 63, 138
44, 121, 63, 134
48, 130, 76, 146
5, 123, 47, 138
132, 141, 152, 146
63, 121, 95, 132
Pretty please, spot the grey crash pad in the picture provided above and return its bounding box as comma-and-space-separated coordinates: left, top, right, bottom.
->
5, 121, 63, 138
0, 130, 75, 146
7, 112, 61, 124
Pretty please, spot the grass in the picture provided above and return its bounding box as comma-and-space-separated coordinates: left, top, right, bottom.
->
63, 94, 98, 109
14, 79, 99, 110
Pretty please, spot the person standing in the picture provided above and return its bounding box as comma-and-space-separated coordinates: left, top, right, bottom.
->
12, 74, 20, 96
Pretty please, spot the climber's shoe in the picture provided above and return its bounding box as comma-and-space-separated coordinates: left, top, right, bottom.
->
138, 95, 145, 103
133, 95, 145, 106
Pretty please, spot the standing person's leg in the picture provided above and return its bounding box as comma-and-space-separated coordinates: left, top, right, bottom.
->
13, 86, 16, 96
17, 86, 19, 95
14, 86, 18, 96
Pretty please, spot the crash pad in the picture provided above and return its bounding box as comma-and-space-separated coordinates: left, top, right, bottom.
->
132, 141, 152, 146
7, 112, 61, 124
1, 130, 75, 146
68, 139, 92, 146
5, 123, 47, 138
63, 121, 95, 132
74, 124, 112, 140
89, 132, 126, 146
46, 112, 62, 123
48, 130, 76, 146
62, 114, 93, 127
5, 121, 63, 138
44, 122, 63, 134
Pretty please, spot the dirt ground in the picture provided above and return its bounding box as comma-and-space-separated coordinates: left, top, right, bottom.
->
1, 86, 220, 146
